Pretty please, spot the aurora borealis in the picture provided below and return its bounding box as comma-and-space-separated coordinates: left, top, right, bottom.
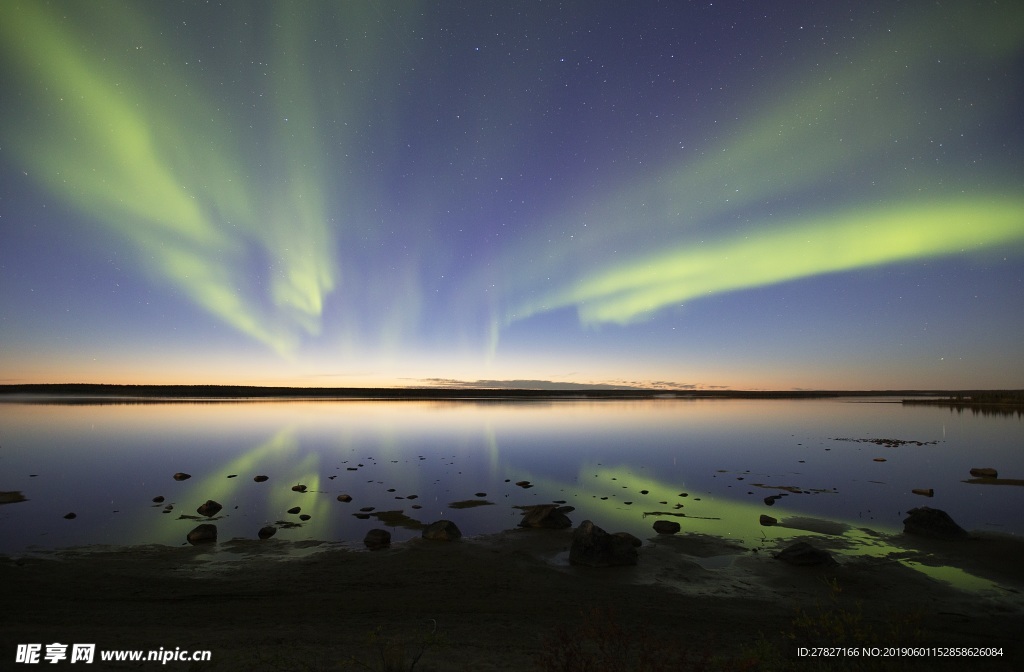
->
2, 1, 1022, 389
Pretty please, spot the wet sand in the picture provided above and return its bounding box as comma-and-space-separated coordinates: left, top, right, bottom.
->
2, 526, 1022, 671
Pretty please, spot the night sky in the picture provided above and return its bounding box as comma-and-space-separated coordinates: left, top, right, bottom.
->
2, 1, 1022, 390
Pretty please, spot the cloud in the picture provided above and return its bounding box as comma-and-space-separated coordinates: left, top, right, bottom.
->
415, 378, 694, 391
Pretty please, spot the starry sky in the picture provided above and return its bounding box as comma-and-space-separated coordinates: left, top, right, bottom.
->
1, 1, 1022, 390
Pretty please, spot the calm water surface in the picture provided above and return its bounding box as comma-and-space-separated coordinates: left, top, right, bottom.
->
1, 398, 1021, 557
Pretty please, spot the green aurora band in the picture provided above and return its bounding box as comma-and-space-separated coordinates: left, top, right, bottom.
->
0, 3, 352, 354
502, 1, 1024, 334
513, 197, 1024, 327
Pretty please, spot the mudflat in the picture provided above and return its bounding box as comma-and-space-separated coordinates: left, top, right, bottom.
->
2, 527, 1022, 671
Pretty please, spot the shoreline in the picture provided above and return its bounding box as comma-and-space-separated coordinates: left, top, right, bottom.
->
5, 383, 1023, 402
3, 525, 1023, 670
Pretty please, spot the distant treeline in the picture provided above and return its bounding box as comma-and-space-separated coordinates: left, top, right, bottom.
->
901, 390, 1024, 416
0, 383, 669, 401
2, 383, 1020, 402
902, 390, 1024, 404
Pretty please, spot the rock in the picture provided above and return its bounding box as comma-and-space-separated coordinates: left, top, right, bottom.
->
970, 467, 998, 479
63, 512, 77, 520
652, 520, 681, 535
152, 495, 165, 503
337, 494, 352, 502
196, 500, 222, 517
422, 520, 462, 541
299, 514, 311, 521
759, 514, 778, 526
903, 507, 968, 539
515, 480, 533, 488
774, 541, 836, 566
615, 532, 643, 548
291, 484, 307, 492
287, 506, 301, 515
0, 491, 27, 504
364, 529, 391, 549
911, 488, 934, 497
258, 526, 276, 539
173, 472, 191, 481
187, 524, 217, 545
253, 475, 269, 482
569, 520, 639, 567
518, 504, 573, 529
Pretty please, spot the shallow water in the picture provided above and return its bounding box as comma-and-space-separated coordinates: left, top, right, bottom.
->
0, 397, 1021, 557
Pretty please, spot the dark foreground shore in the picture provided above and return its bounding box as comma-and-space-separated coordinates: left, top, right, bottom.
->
2, 527, 1022, 671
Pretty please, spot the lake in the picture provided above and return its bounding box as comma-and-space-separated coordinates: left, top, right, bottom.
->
1, 397, 1021, 562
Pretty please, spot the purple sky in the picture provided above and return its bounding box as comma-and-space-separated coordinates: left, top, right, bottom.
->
1, 1, 1022, 389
